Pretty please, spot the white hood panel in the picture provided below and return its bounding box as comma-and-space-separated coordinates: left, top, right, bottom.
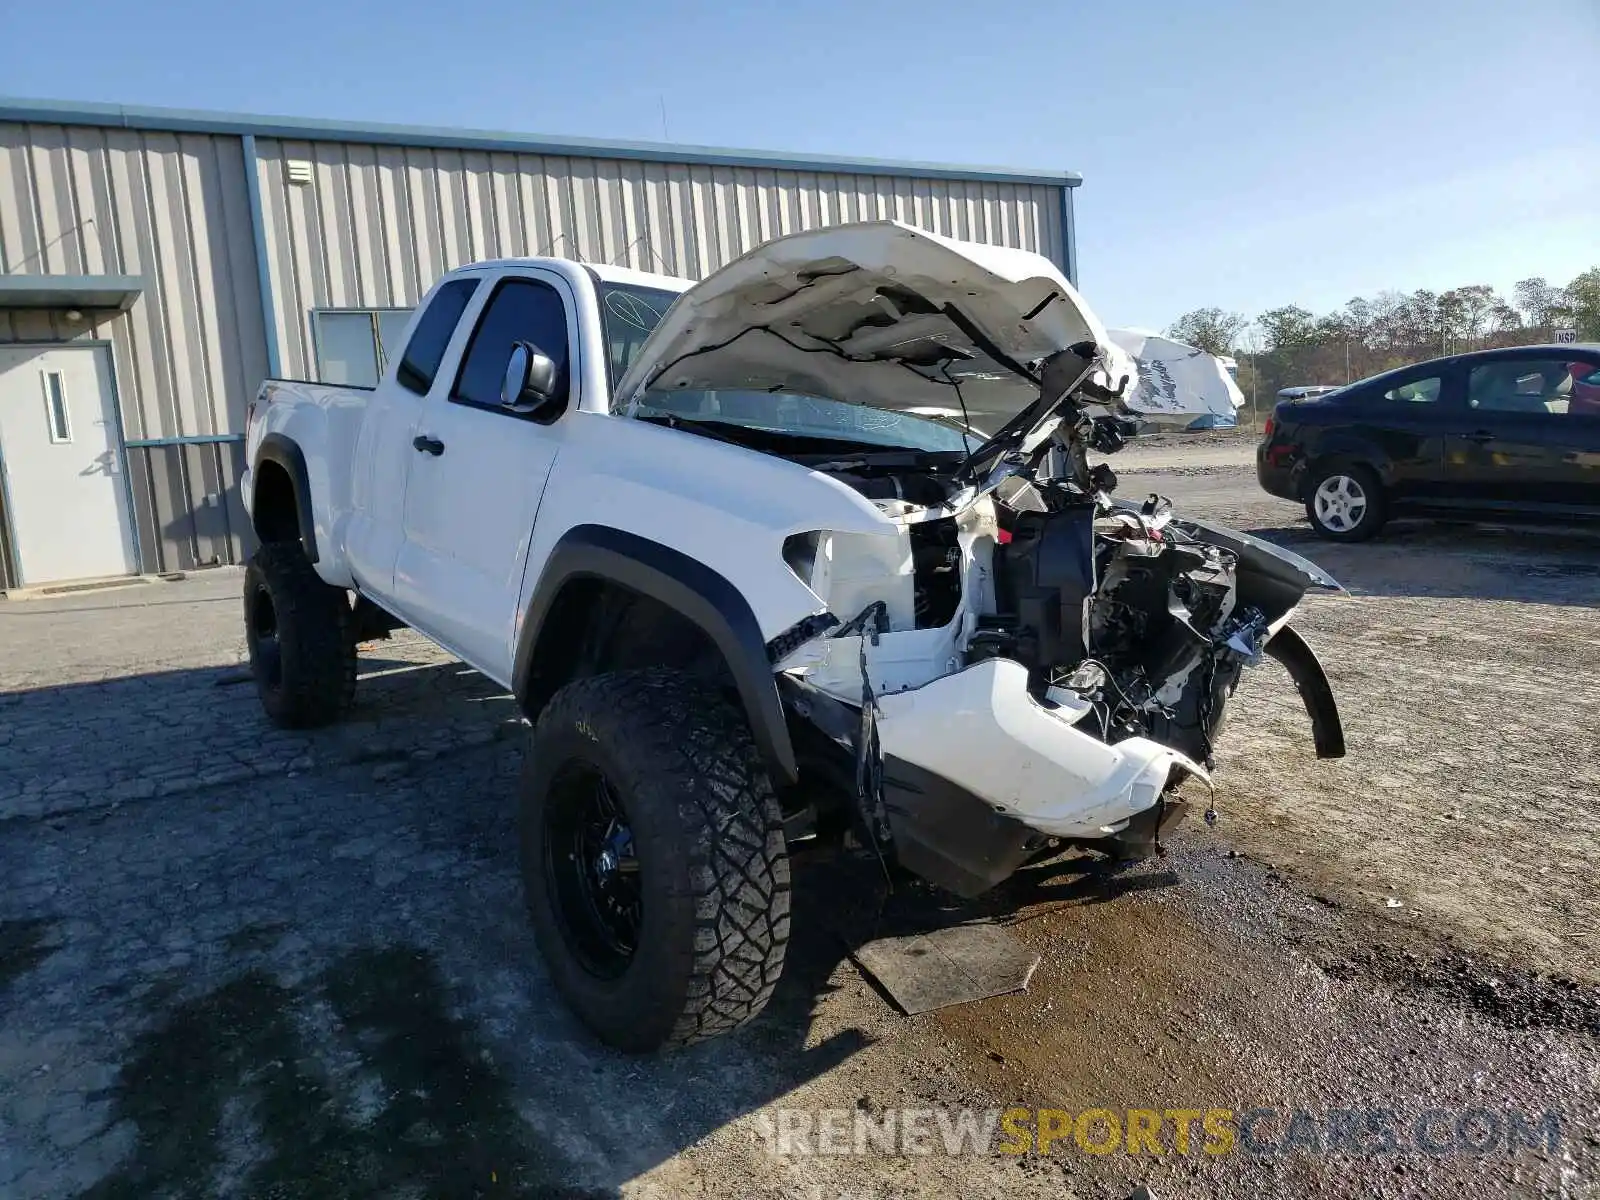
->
613, 221, 1134, 431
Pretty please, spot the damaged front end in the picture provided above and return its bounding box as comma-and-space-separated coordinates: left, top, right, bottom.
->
610, 221, 1345, 897
771, 340, 1346, 897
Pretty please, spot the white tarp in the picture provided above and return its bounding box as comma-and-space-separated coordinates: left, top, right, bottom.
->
1108, 328, 1245, 426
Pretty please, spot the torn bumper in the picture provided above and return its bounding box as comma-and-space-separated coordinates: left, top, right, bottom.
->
874, 658, 1207, 840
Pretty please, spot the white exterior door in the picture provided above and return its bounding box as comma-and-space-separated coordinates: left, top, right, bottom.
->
391, 269, 572, 677
0, 345, 138, 586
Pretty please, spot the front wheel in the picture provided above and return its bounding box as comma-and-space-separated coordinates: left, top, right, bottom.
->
1306, 464, 1386, 541
520, 668, 791, 1052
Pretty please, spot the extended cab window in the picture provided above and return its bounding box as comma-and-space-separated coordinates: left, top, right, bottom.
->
1469, 358, 1590, 416
397, 278, 478, 395
452, 278, 571, 411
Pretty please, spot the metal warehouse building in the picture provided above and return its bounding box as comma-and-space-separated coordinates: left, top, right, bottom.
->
0, 97, 1081, 591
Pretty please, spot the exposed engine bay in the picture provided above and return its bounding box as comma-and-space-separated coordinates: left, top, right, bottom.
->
743, 342, 1348, 896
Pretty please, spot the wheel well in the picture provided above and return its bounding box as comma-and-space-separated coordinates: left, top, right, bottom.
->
520, 578, 733, 722
1302, 454, 1384, 500
252, 460, 301, 545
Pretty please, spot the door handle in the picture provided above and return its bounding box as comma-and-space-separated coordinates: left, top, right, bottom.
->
1463, 430, 1494, 444
412, 435, 445, 456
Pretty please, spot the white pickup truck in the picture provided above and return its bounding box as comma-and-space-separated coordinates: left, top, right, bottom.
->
242, 220, 1345, 1052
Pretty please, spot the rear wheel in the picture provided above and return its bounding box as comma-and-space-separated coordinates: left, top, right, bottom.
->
1306, 464, 1386, 541
520, 668, 790, 1052
243, 542, 357, 728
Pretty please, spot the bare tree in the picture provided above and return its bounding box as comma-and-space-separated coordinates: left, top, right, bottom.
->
1441, 285, 1499, 349
1236, 325, 1265, 430
1486, 301, 1522, 339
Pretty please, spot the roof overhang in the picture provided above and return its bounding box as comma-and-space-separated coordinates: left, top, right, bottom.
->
0, 96, 1081, 188
0, 275, 144, 310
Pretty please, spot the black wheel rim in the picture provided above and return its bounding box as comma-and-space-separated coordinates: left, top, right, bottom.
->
248, 582, 283, 689
544, 762, 641, 979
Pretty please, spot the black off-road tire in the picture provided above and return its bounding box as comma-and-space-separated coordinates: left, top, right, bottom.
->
243, 541, 357, 729
520, 668, 791, 1052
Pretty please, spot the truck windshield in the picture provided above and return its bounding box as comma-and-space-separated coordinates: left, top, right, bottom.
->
630, 390, 974, 453
596, 280, 976, 454
596, 282, 681, 386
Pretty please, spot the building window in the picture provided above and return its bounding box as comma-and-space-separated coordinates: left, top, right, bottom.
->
310, 308, 413, 388
43, 371, 72, 442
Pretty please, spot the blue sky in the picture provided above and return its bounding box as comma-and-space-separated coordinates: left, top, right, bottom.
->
2, 0, 1595, 330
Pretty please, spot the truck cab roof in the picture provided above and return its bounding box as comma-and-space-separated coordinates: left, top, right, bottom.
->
450, 256, 692, 294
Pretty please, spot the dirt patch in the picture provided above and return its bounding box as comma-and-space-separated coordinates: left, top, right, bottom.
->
1128, 427, 1255, 449
904, 845, 1597, 1198
1316, 941, 1600, 1037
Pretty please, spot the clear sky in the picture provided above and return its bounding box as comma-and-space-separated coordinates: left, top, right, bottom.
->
1, 0, 1595, 330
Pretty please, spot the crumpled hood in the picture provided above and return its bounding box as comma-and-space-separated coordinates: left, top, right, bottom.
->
612, 220, 1135, 433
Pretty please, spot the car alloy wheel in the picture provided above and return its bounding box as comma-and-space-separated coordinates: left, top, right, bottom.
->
1312, 473, 1369, 534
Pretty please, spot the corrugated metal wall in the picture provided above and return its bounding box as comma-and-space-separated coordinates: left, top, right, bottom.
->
0, 122, 270, 439
1, 110, 1069, 586
253, 137, 1066, 379
0, 463, 16, 589
0, 121, 269, 575
126, 439, 254, 572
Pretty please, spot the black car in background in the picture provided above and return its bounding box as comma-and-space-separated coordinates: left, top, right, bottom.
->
1257, 344, 1600, 540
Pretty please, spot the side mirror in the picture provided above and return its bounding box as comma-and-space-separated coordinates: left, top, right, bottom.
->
501, 341, 560, 415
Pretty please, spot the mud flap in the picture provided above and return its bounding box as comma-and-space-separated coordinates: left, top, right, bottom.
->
1264, 625, 1346, 759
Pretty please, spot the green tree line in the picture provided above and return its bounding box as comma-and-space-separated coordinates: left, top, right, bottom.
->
1166, 267, 1600, 416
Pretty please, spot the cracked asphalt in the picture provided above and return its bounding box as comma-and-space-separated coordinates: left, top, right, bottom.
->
2, 447, 1597, 1199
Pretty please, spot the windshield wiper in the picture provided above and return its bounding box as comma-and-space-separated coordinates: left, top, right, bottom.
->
801, 449, 964, 473
634, 413, 751, 448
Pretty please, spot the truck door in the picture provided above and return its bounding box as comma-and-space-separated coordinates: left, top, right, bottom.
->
344, 276, 481, 597
1446, 355, 1600, 510
391, 268, 573, 677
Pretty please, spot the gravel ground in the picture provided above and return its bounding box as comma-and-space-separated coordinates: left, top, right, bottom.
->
1, 459, 1597, 1200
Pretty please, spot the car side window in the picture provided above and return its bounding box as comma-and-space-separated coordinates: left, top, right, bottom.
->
1468, 359, 1582, 416
396, 278, 479, 396
452, 278, 571, 412
1570, 361, 1600, 417
1382, 375, 1441, 403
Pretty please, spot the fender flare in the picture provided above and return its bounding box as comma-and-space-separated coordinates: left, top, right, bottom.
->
1264, 624, 1346, 759
513, 524, 798, 785
1298, 436, 1395, 497
254, 433, 320, 563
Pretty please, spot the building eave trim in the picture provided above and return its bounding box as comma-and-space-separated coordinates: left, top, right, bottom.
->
0, 96, 1083, 187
